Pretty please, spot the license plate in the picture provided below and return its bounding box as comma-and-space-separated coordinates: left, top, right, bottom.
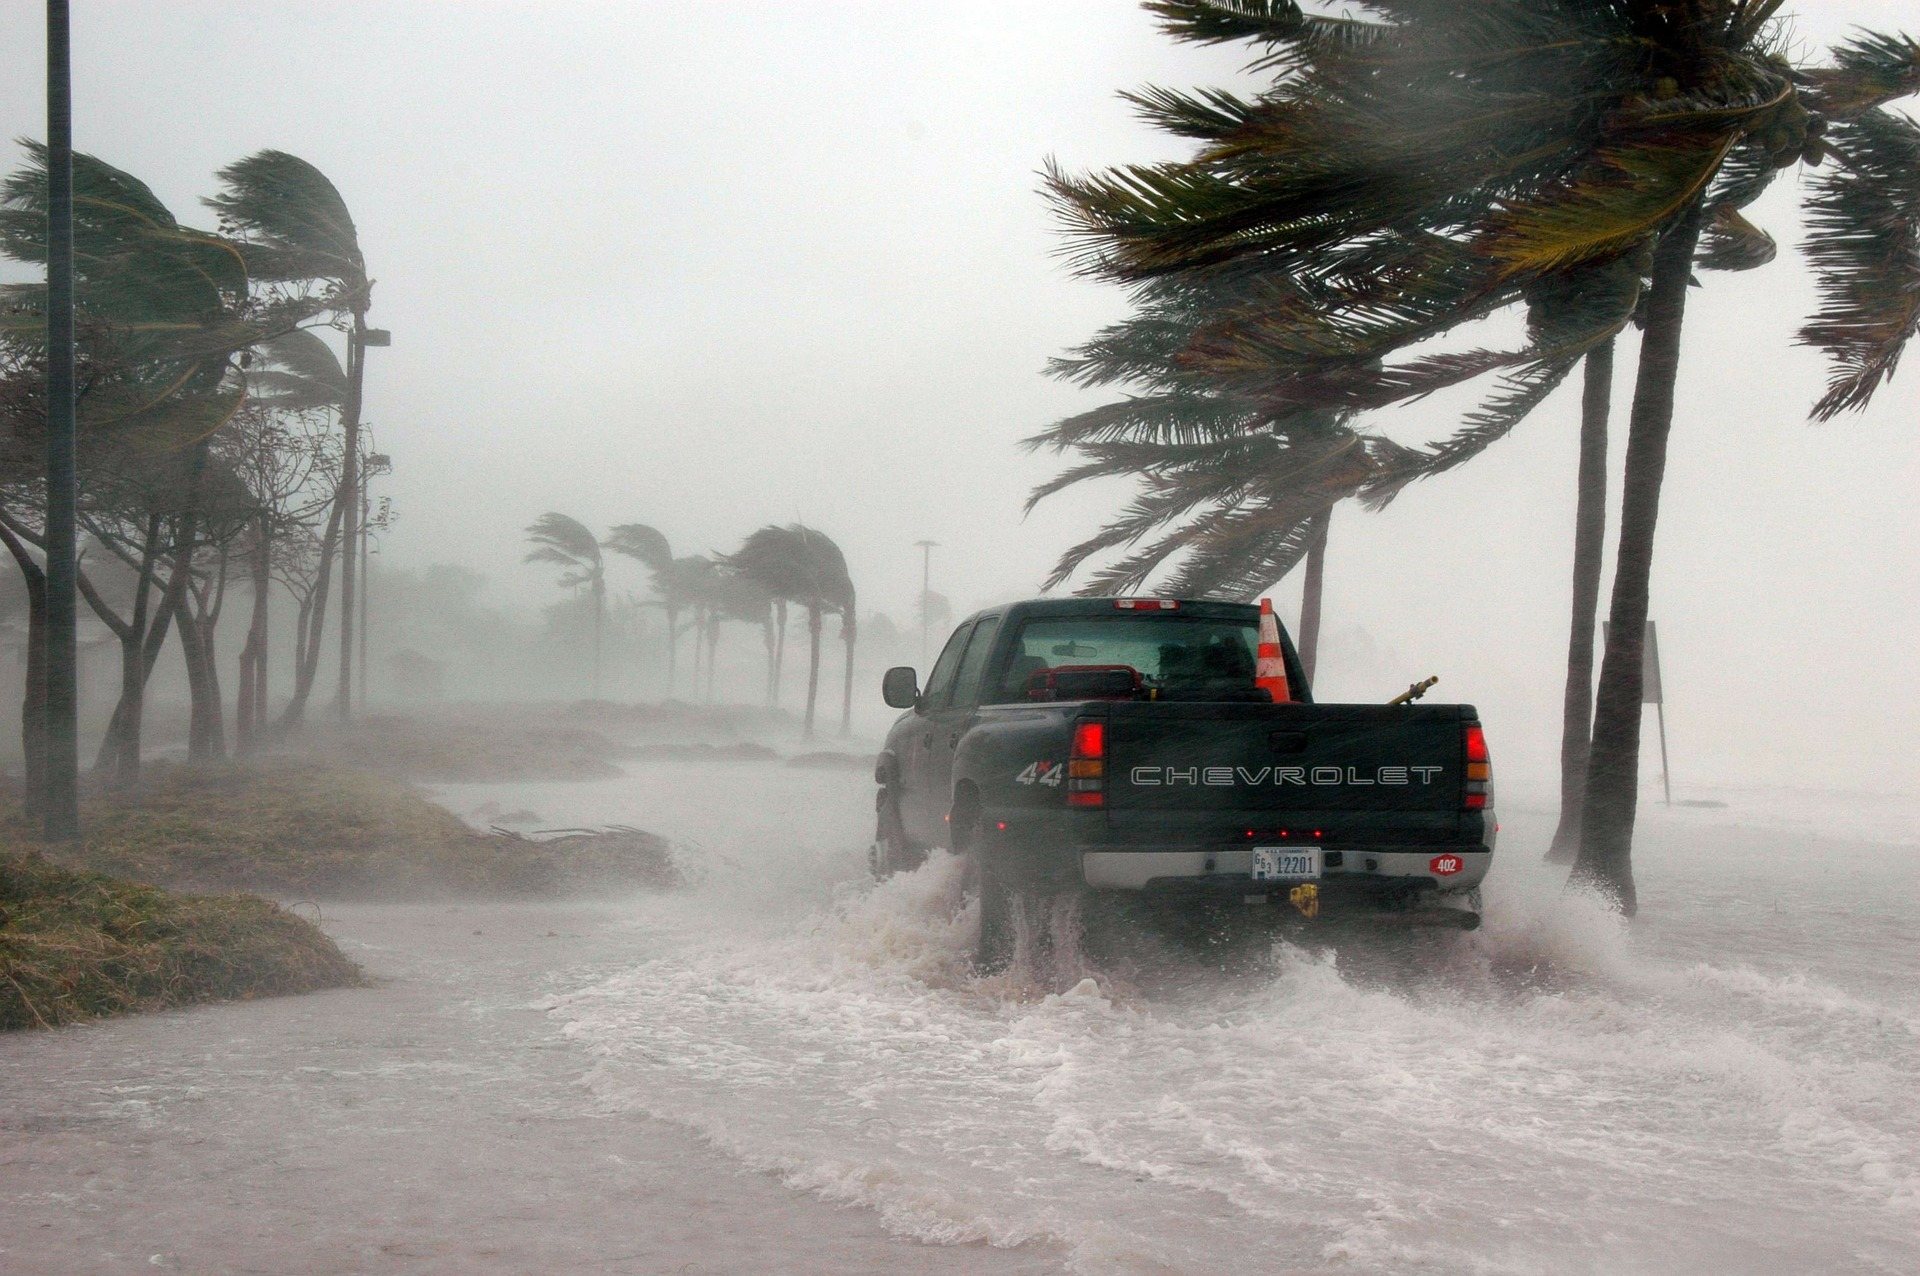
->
1252, 847, 1321, 881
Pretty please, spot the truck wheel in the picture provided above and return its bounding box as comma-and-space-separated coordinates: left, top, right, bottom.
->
951, 790, 1014, 973
974, 858, 1015, 973
870, 790, 924, 879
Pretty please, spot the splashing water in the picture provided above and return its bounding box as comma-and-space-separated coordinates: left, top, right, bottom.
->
448, 767, 1920, 1273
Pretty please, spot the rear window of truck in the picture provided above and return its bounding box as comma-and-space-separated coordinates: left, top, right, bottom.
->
988, 616, 1260, 703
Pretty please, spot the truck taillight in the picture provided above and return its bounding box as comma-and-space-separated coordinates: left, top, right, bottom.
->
1113, 598, 1178, 610
1463, 724, 1492, 811
1068, 720, 1105, 807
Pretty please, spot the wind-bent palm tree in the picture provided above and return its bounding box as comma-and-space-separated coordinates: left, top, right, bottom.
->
206, 150, 373, 722
605, 523, 750, 697
603, 522, 681, 688
246, 329, 350, 735
724, 524, 855, 737
700, 566, 776, 705
524, 513, 606, 696
1048, 1, 1920, 911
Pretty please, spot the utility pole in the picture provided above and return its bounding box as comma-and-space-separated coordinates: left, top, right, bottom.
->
334, 321, 388, 720
41, 0, 80, 839
358, 451, 390, 713
914, 539, 937, 665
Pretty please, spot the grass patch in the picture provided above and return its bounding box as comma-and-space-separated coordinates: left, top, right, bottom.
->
0, 851, 362, 1032
285, 711, 625, 782
0, 761, 679, 899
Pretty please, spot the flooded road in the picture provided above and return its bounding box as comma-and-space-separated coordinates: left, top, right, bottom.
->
4, 758, 1916, 1274
464, 763, 1920, 1274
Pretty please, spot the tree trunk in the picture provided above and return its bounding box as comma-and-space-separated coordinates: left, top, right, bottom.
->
179, 549, 229, 762
1574, 210, 1706, 914
706, 616, 719, 704
1547, 340, 1616, 864
772, 600, 788, 706
178, 608, 216, 761
93, 539, 185, 789
839, 611, 856, 738
280, 494, 345, 731
803, 603, 822, 739
335, 312, 366, 721
1297, 506, 1331, 684
2, 525, 48, 817
236, 520, 270, 755
590, 579, 604, 699
762, 615, 776, 705
664, 604, 678, 694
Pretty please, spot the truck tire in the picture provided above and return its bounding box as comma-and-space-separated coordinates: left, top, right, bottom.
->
975, 860, 1014, 973
869, 790, 924, 879
951, 789, 1014, 973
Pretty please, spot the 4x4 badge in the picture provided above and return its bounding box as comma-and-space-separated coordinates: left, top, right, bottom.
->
1014, 762, 1064, 788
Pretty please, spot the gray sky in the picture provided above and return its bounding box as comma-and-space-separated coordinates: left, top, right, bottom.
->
3, 2, 1915, 791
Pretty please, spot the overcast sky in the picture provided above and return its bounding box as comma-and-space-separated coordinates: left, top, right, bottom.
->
2, 2, 1915, 793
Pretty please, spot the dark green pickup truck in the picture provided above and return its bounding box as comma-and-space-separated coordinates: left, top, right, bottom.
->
872, 598, 1494, 967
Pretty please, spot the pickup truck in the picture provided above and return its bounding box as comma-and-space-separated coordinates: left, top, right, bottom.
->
872, 597, 1494, 968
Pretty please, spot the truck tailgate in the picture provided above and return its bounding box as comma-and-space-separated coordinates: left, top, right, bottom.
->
1101, 701, 1470, 829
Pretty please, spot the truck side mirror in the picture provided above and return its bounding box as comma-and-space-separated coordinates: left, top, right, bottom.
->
881, 666, 920, 710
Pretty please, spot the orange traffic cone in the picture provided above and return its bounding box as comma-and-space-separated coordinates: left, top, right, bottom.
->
1256, 597, 1292, 703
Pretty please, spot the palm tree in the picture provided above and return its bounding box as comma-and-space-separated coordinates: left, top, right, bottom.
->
603, 522, 680, 688
605, 523, 745, 697
206, 150, 373, 722
247, 329, 349, 735
524, 513, 606, 696
724, 524, 855, 737
1047, 2, 1920, 910
700, 566, 777, 705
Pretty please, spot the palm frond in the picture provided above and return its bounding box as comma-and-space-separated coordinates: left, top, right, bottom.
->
1797, 108, 1920, 419
524, 512, 602, 571
204, 150, 366, 291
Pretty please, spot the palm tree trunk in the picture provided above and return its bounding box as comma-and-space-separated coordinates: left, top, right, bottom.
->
772, 600, 788, 706
803, 604, 822, 738
706, 616, 719, 703
1575, 210, 1706, 914
762, 616, 776, 704
236, 519, 270, 755
664, 603, 678, 694
839, 611, 856, 738
591, 581, 604, 699
1297, 506, 1331, 684
280, 494, 345, 730
1547, 340, 1615, 864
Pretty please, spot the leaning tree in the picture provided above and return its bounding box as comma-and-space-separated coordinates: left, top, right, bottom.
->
524, 512, 607, 696
724, 524, 855, 737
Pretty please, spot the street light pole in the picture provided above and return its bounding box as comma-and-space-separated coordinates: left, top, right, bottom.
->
41, 0, 80, 838
913, 539, 937, 665
335, 322, 388, 721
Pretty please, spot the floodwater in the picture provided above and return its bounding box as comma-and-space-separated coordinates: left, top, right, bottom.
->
4, 757, 1915, 1274
465, 763, 1919, 1274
